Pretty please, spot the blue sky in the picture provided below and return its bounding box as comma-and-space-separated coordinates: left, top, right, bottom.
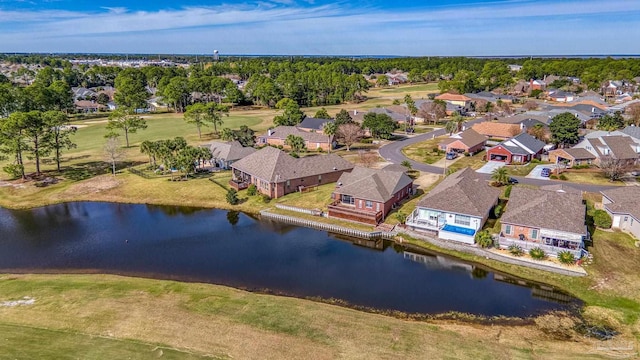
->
1, 0, 639, 55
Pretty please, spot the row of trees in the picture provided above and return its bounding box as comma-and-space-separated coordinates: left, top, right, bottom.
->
0, 110, 76, 179
139, 137, 212, 179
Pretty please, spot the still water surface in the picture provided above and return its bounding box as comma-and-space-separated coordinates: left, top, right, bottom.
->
0, 202, 579, 317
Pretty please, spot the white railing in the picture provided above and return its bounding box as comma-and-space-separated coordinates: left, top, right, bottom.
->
498, 237, 582, 258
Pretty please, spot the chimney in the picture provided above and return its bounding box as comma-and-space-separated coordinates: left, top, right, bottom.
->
354, 110, 358, 115
268, 129, 273, 136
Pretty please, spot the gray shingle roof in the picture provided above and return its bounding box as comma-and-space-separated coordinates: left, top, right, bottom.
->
601, 187, 640, 221
334, 166, 413, 202
262, 126, 332, 143
298, 117, 334, 131
563, 148, 596, 160
501, 187, 587, 235
208, 141, 256, 162
231, 146, 354, 183
417, 167, 500, 217
496, 133, 545, 155
453, 128, 488, 148
601, 136, 639, 160
622, 126, 640, 140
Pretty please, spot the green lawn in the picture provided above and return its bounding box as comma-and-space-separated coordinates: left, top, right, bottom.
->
559, 170, 625, 186
372, 83, 439, 94
401, 137, 445, 164
446, 151, 487, 173
0, 324, 214, 360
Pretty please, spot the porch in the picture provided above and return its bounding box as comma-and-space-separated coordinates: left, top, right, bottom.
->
230, 169, 252, 190
405, 209, 442, 231
328, 200, 383, 225
229, 179, 249, 191
498, 236, 583, 259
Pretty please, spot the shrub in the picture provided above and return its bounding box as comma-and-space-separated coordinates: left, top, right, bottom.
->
432, 146, 440, 154
592, 209, 612, 229
290, 152, 299, 158
260, 194, 271, 204
531, 158, 541, 164
529, 247, 546, 260
392, 99, 401, 105
361, 138, 373, 144
559, 174, 568, 181
508, 244, 524, 256
494, 204, 503, 217
572, 164, 590, 169
550, 174, 559, 180
2, 164, 24, 179
394, 211, 406, 224
475, 230, 494, 248
247, 184, 257, 196
225, 189, 239, 205
503, 185, 512, 198
557, 250, 576, 265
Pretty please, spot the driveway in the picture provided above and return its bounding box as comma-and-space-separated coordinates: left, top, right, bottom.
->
526, 164, 558, 180
476, 161, 506, 174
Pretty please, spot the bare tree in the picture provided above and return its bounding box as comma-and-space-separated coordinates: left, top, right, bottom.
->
626, 103, 640, 126
104, 137, 124, 176
599, 156, 631, 181
336, 123, 364, 151
523, 100, 539, 111
358, 150, 378, 168
418, 100, 446, 125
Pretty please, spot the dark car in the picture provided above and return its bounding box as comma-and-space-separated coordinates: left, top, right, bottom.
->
508, 177, 519, 184
445, 152, 457, 160
540, 168, 551, 177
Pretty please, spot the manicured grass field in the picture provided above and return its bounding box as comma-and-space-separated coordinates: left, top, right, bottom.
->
0, 273, 627, 360
401, 137, 446, 164
560, 169, 625, 186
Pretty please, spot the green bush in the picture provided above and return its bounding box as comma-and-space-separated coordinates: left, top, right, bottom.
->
2, 164, 24, 179
432, 146, 440, 154
361, 138, 373, 144
531, 158, 541, 164
549, 174, 559, 180
392, 99, 401, 105
494, 204, 503, 217
559, 174, 568, 181
572, 164, 590, 169
503, 185, 512, 198
475, 230, 494, 248
260, 194, 271, 204
225, 189, 239, 205
508, 244, 524, 256
529, 247, 546, 260
592, 209, 612, 229
557, 250, 576, 265
247, 184, 257, 196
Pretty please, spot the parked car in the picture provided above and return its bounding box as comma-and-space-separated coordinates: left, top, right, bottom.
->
445, 152, 458, 160
508, 177, 519, 184
631, 170, 640, 176
541, 168, 551, 177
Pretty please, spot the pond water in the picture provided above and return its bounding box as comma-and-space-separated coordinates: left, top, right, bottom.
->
0, 202, 579, 317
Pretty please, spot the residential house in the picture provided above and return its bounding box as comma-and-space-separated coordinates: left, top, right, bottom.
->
435, 93, 472, 108
486, 133, 545, 164
328, 166, 414, 224
405, 168, 500, 244
438, 128, 487, 154
601, 187, 640, 240
297, 117, 335, 133
621, 125, 640, 140
547, 148, 596, 168
570, 131, 640, 166
207, 141, 256, 170
499, 187, 588, 258
530, 79, 547, 91
465, 91, 515, 104
508, 64, 523, 72
72, 87, 97, 100
471, 121, 522, 140
368, 107, 409, 124
229, 147, 354, 198
548, 90, 575, 103
416, 99, 466, 117
74, 100, 105, 113
257, 126, 333, 151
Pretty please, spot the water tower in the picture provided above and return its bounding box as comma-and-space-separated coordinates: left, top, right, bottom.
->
213, 50, 219, 61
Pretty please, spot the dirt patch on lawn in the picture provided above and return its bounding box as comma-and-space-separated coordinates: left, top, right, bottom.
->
413, 172, 441, 189
62, 175, 122, 196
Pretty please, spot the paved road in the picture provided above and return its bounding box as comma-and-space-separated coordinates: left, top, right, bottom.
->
378, 119, 617, 193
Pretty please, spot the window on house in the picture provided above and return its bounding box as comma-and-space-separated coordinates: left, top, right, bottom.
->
624, 216, 628, 222
365, 200, 373, 209
318, 175, 322, 183
531, 229, 538, 239
286, 180, 290, 188
454, 215, 471, 226
505, 225, 512, 235
341, 195, 354, 205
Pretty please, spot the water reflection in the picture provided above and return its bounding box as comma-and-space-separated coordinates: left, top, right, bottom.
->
0, 202, 580, 317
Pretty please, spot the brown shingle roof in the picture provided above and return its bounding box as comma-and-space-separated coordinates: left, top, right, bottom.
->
457, 128, 488, 148
563, 148, 596, 160
501, 187, 587, 235
435, 93, 472, 102
601, 136, 639, 160
601, 187, 640, 221
334, 166, 413, 202
417, 168, 500, 217
472, 122, 521, 139
231, 146, 354, 183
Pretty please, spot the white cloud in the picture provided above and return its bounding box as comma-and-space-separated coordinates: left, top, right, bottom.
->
0, 0, 639, 55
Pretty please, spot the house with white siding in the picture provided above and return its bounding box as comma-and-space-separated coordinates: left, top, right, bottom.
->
601, 187, 640, 240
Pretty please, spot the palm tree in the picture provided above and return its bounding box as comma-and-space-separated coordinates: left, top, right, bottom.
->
323, 121, 337, 153
140, 140, 153, 166
452, 112, 466, 132
491, 167, 509, 186
401, 160, 412, 171
445, 120, 458, 135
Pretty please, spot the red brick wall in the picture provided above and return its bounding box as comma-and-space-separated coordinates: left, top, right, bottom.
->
501, 223, 542, 244
487, 146, 512, 163
259, 169, 347, 198
265, 138, 331, 151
